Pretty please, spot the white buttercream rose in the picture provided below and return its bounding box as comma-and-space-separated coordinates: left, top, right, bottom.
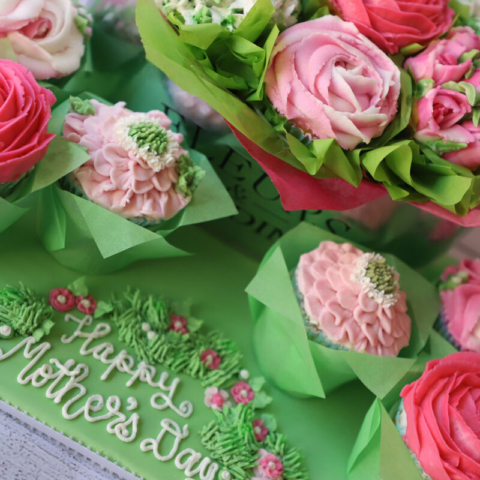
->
0, 0, 86, 79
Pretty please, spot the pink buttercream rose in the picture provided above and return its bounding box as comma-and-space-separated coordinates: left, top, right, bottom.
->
405, 27, 480, 85
443, 259, 480, 285
296, 241, 411, 356
0, 0, 87, 79
204, 387, 231, 411
264, 16, 401, 150
253, 449, 284, 480
63, 100, 193, 222
414, 87, 475, 159
231, 382, 254, 405
331, 0, 454, 54
75, 295, 97, 314
169, 314, 189, 334
401, 352, 480, 480
200, 349, 221, 370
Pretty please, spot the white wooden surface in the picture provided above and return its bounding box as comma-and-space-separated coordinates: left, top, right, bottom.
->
0, 411, 122, 480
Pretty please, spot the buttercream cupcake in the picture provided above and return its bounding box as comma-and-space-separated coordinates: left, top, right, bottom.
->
437, 258, 480, 352
63, 97, 204, 226
295, 241, 411, 357
396, 352, 480, 480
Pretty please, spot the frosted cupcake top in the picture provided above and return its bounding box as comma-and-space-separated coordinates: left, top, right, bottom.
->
440, 258, 480, 352
296, 241, 411, 356
63, 99, 204, 222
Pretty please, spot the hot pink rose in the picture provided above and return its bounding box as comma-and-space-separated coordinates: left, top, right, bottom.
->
63, 100, 194, 222
265, 16, 401, 150
0, 0, 87, 79
401, 352, 480, 480
405, 27, 480, 86
0, 59, 55, 183
331, 0, 454, 54
252, 420, 269, 442
265, 16, 400, 151
414, 87, 473, 146
231, 382, 254, 405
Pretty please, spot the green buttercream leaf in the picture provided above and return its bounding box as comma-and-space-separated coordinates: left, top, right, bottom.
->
420, 138, 468, 156
175, 154, 206, 198
416, 78, 435, 99
249, 376, 266, 392
442, 81, 478, 106
400, 43, 425, 56
94, 301, 114, 319
459, 49, 480, 64
252, 391, 272, 409
69, 96, 96, 116
260, 413, 277, 433
187, 316, 203, 333
67, 277, 88, 297
0, 285, 54, 340
473, 108, 480, 127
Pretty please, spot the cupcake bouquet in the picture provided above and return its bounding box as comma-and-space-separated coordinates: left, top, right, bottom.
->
246, 222, 440, 399
138, 0, 480, 225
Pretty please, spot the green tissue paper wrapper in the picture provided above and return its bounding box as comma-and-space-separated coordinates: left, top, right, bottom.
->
347, 332, 457, 480
246, 223, 440, 399
0, 135, 90, 236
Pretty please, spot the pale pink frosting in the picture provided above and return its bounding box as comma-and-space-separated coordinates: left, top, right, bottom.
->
264, 16, 401, 150
441, 259, 480, 352
401, 352, 480, 480
405, 27, 480, 86
63, 100, 190, 222
296, 241, 411, 356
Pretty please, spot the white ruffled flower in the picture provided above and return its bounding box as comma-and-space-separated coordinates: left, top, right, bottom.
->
157, 0, 300, 31
114, 113, 180, 172
351, 253, 400, 308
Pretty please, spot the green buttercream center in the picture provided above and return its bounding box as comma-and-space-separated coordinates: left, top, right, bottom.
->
128, 123, 169, 155
365, 259, 397, 294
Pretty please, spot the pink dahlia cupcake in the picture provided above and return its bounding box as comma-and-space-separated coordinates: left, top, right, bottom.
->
396, 352, 480, 480
295, 241, 411, 356
63, 97, 204, 225
437, 258, 480, 352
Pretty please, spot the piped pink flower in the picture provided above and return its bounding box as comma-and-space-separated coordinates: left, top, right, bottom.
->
200, 349, 221, 370
253, 449, 284, 480
252, 420, 269, 442
231, 381, 255, 405
49, 288, 75, 312
204, 387, 231, 411
169, 314, 189, 335
76, 295, 97, 314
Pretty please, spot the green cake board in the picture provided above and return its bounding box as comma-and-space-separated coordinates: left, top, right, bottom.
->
0, 215, 375, 479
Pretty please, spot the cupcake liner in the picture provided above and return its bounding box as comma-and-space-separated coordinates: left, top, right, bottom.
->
0, 172, 28, 199
60, 174, 165, 229
394, 401, 432, 480
434, 310, 461, 351
292, 267, 348, 352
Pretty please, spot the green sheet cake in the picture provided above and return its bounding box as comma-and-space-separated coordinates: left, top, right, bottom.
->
0, 278, 307, 480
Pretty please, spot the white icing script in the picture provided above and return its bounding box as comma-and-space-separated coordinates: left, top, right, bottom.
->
0, 336, 138, 443
0, 314, 221, 480
61, 315, 193, 419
